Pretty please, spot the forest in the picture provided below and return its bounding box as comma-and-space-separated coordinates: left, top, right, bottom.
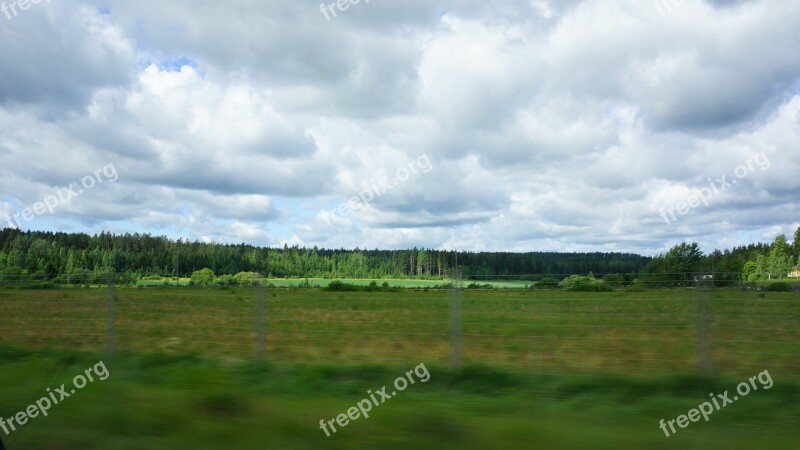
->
0, 228, 648, 284
0, 227, 797, 288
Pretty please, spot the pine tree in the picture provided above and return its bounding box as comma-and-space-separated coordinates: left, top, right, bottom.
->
793, 226, 800, 262
767, 235, 792, 279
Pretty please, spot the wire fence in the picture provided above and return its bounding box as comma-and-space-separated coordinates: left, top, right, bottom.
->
1, 280, 798, 379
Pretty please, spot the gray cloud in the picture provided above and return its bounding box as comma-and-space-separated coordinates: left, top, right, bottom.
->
0, 0, 798, 254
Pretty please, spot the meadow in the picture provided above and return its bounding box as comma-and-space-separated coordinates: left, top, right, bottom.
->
1, 287, 798, 448
2, 287, 798, 377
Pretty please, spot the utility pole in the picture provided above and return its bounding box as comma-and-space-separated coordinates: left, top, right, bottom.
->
695, 276, 714, 375
106, 272, 116, 356
254, 282, 266, 361
174, 243, 180, 286
448, 251, 464, 370
449, 263, 463, 370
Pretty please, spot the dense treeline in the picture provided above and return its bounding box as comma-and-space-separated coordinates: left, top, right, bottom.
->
639, 228, 800, 287
3, 228, 796, 289
0, 228, 650, 284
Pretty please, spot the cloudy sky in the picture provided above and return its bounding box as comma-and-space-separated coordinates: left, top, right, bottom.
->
1, 0, 799, 255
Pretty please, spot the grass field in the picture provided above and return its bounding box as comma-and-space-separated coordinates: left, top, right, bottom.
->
1, 348, 798, 450
2, 287, 798, 377
1, 287, 798, 448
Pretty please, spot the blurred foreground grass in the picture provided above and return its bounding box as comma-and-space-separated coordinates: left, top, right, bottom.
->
3, 288, 799, 378
1, 347, 798, 449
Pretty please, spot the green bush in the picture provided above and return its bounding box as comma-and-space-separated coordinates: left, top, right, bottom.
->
569, 282, 614, 292
559, 275, 595, 289
560, 274, 614, 291
92, 271, 117, 284
216, 275, 237, 286
534, 277, 559, 289
603, 274, 628, 288
324, 281, 359, 292
324, 280, 397, 292
190, 268, 216, 286
766, 282, 792, 292
233, 272, 261, 286
68, 268, 93, 286
122, 273, 139, 285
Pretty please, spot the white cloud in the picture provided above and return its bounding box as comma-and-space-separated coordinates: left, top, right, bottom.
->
1, 0, 799, 255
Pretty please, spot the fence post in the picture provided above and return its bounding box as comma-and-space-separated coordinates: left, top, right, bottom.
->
106, 272, 116, 356
449, 268, 463, 370
254, 284, 266, 361
695, 278, 714, 375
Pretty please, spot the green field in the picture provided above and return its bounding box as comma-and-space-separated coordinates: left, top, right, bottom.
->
2, 287, 798, 376
1, 288, 798, 448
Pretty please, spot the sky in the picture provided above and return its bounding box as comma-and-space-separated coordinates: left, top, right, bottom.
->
0, 0, 799, 256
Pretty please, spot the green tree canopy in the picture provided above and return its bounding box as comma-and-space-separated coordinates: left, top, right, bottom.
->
639, 242, 703, 287
766, 234, 792, 279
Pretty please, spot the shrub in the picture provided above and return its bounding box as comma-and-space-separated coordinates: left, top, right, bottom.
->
766, 282, 792, 292
32, 281, 56, 289
324, 281, 359, 292
324, 280, 396, 292
0, 266, 25, 286
216, 275, 236, 286
534, 277, 559, 289
602, 274, 628, 288
29, 270, 50, 281
190, 268, 216, 286
68, 269, 93, 286
559, 275, 596, 290
569, 282, 614, 292
92, 271, 117, 284
116, 273, 138, 285
233, 272, 261, 286
560, 274, 614, 291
